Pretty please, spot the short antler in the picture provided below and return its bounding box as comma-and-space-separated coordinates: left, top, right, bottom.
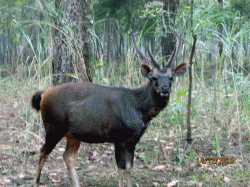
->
165, 30, 182, 68
147, 46, 160, 69
130, 30, 160, 69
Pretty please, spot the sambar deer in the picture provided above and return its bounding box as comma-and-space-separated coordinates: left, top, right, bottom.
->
31, 31, 186, 187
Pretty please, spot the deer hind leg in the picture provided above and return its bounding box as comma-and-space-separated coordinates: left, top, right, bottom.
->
33, 130, 65, 187
63, 134, 81, 187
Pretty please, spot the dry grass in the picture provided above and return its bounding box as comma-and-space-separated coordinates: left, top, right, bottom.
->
0, 62, 250, 186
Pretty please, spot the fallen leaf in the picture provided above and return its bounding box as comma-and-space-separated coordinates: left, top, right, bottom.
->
190, 162, 196, 168
52, 178, 61, 183
166, 167, 173, 172
236, 158, 242, 163
168, 142, 175, 146
164, 146, 174, 150
58, 148, 64, 152
198, 182, 203, 186
167, 180, 179, 187
0, 166, 7, 173
92, 150, 99, 157
175, 167, 182, 171
88, 165, 96, 170
0, 178, 10, 185
153, 165, 166, 171
139, 165, 148, 169
153, 182, 160, 186
221, 176, 230, 182
13, 102, 18, 108
49, 173, 58, 177
18, 173, 25, 179
168, 130, 175, 137
206, 167, 214, 172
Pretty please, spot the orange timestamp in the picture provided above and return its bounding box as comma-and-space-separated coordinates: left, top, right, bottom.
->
197, 158, 234, 165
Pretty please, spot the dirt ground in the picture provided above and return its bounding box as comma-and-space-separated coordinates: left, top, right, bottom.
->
1, 108, 250, 187
0, 78, 250, 186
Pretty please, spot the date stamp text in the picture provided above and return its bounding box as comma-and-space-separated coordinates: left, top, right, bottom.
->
197, 158, 234, 165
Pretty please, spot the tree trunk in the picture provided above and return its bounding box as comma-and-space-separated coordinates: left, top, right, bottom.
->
162, 0, 179, 66
186, 0, 195, 144
53, 0, 93, 85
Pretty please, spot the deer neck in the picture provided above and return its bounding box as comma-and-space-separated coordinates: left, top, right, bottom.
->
134, 81, 170, 123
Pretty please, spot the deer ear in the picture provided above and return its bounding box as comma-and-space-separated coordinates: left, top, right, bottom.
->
140, 65, 152, 78
174, 63, 187, 77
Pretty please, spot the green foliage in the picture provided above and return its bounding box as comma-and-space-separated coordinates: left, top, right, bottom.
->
141, 155, 150, 164
139, 3, 164, 33
229, 0, 250, 19
93, 0, 155, 31
223, 70, 250, 91
194, 3, 230, 34
92, 60, 109, 85
168, 88, 187, 124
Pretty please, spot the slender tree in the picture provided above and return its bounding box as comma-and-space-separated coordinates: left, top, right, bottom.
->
186, 0, 197, 143
218, 0, 223, 59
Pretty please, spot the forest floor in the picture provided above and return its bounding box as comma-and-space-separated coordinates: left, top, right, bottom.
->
1, 75, 250, 187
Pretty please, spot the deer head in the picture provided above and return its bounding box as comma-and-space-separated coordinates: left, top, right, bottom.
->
130, 30, 186, 96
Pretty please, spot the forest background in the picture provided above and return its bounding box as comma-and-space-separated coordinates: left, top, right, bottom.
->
0, 0, 250, 186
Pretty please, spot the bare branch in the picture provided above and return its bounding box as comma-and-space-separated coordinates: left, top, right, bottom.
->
188, 35, 197, 65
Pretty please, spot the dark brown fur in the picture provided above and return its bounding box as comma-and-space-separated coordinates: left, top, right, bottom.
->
31, 63, 186, 187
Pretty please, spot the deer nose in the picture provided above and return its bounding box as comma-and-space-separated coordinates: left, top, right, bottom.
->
161, 86, 170, 94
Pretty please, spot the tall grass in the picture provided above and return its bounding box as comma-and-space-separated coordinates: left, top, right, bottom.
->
0, 1, 250, 186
